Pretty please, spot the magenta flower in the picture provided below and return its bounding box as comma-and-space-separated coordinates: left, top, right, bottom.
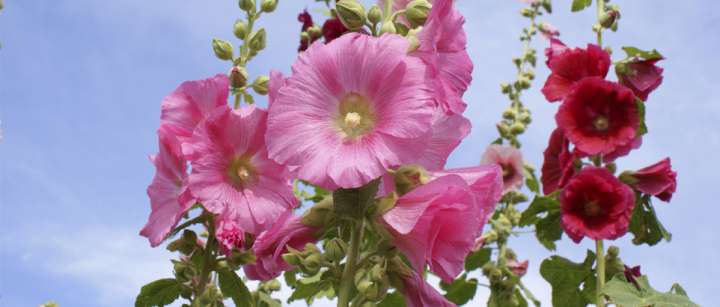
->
413, 0, 473, 114
159, 74, 229, 148
400, 271, 456, 307
140, 126, 195, 247
411, 108, 471, 171
480, 144, 525, 193
382, 171, 500, 283
541, 128, 579, 195
541, 40, 611, 102
630, 158, 677, 202
244, 212, 320, 281
266, 33, 434, 190
187, 106, 296, 235
618, 57, 664, 101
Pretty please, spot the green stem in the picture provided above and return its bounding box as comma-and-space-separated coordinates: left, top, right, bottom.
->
195, 216, 217, 301
384, 0, 393, 22
518, 280, 541, 307
233, 93, 241, 109
595, 239, 606, 307
337, 220, 362, 307
596, 0, 605, 46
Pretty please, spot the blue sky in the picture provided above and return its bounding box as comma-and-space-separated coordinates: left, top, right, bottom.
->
1, 0, 718, 306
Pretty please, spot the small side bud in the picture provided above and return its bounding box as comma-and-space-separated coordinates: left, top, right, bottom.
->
251, 75, 269, 95
239, 0, 255, 12
229, 66, 249, 88
233, 20, 248, 39
260, 0, 278, 13
212, 38, 234, 61
510, 122, 526, 134
367, 5, 382, 25
336, 0, 366, 31
307, 25, 322, 39
502, 108, 516, 120
248, 29, 267, 51
393, 165, 429, 196
324, 238, 347, 262
380, 21, 396, 35
405, 0, 431, 28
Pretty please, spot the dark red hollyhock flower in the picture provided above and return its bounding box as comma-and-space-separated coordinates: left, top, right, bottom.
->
556, 77, 640, 156
542, 40, 611, 102
630, 158, 677, 202
624, 265, 642, 290
322, 17, 349, 43
560, 167, 635, 243
297, 10, 316, 51
602, 136, 642, 162
618, 58, 664, 101
541, 128, 581, 195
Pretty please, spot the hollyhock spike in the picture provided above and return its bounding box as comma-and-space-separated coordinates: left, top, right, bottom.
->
266, 33, 435, 190
560, 167, 635, 243
187, 106, 296, 235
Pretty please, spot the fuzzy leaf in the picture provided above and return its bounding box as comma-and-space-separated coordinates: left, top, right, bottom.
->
218, 269, 254, 307
603, 275, 699, 307
135, 278, 181, 307
571, 0, 592, 12
524, 164, 540, 193
540, 251, 596, 307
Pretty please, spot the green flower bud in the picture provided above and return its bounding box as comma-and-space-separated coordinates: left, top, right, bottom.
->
260, 0, 278, 13
607, 245, 620, 258
212, 38, 234, 61
282, 252, 302, 266
301, 196, 333, 227
393, 165, 429, 196
239, 0, 255, 12
229, 66, 249, 88
502, 108, 516, 120
300, 31, 310, 43
379, 20, 396, 35
336, 0, 366, 31
249, 29, 267, 51
510, 122, 525, 134
324, 238, 347, 262
517, 77, 531, 90
520, 8, 534, 18
599, 6, 620, 28
541, 0, 552, 13
406, 27, 422, 52
263, 279, 282, 292
496, 123, 510, 137
233, 20, 248, 39
500, 83, 512, 94
369, 264, 387, 282
605, 162, 617, 174
367, 5, 382, 25
302, 253, 322, 275
251, 75, 269, 95
308, 25, 322, 39
518, 113, 532, 125
405, 0, 431, 28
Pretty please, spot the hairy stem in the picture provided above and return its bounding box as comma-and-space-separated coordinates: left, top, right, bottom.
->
196, 214, 217, 299
595, 239, 606, 307
596, 0, 605, 46
337, 220, 362, 307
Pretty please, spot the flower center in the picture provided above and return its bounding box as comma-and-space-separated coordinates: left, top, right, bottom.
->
335, 92, 376, 140
227, 154, 256, 190
593, 116, 609, 132
583, 201, 603, 217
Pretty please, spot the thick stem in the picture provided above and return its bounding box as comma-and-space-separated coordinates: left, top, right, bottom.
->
384, 0, 393, 22
596, 0, 605, 46
595, 239, 606, 307
337, 220, 362, 307
196, 214, 217, 299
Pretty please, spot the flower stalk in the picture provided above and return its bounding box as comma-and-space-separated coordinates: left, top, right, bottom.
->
337, 219, 363, 307
595, 239, 606, 307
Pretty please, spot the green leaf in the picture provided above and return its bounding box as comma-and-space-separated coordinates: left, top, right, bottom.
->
135, 278, 181, 307
519, 196, 559, 226
523, 164, 540, 194
256, 291, 282, 307
287, 278, 330, 304
520, 196, 563, 250
378, 291, 407, 307
440, 274, 479, 305
536, 211, 563, 250
218, 269, 254, 307
636, 99, 648, 137
629, 194, 672, 246
603, 275, 699, 307
333, 178, 381, 218
622, 46, 664, 61
571, 0, 592, 12
284, 271, 298, 287
465, 247, 492, 272
540, 251, 596, 307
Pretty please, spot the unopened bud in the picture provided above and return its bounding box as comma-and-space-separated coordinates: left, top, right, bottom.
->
599, 10, 620, 28
510, 122, 526, 134
369, 264, 386, 282
282, 252, 302, 266
249, 29, 267, 51
308, 25, 322, 39
541, 0, 552, 13
251, 75, 269, 95
521, 8, 534, 18
336, 0, 366, 31
263, 279, 281, 291
234, 20, 248, 39
608, 245, 620, 258
239, 0, 255, 12
394, 165, 429, 196
500, 83, 512, 94
325, 238, 347, 262
300, 31, 310, 42
367, 5, 382, 25
302, 253, 322, 274
405, 0, 431, 28
380, 21, 396, 35
260, 0, 278, 13
502, 108, 516, 120
212, 38, 234, 61
229, 66, 249, 88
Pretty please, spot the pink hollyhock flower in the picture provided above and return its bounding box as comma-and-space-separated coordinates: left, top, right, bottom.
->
267, 70, 286, 108
244, 212, 320, 281
411, 108, 471, 171
215, 206, 246, 255
140, 126, 195, 247
480, 144, 525, 193
159, 74, 229, 147
617, 58, 664, 101
556, 77, 640, 156
400, 271, 456, 307
429, 165, 504, 211
630, 158, 677, 202
541, 128, 578, 195
508, 259, 529, 277
187, 106, 296, 234
382, 173, 500, 283
266, 33, 434, 190
413, 0, 473, 114
542, 40, 611, 102
560, 167, 635, 243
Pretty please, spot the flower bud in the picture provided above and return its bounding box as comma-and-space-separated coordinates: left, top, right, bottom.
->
301, 253, 322, 275
510, 122, 525, 134
282, 252, 302, 266
300, 31, 310, 43
324, 238, 347, 262
393, 165, 429, 196
212, 38, 234, 61
502, 108, 516, 120
607, 245, 620, 258
336, 0, 366, 31
249, 29, 267, 51
233, 20, 248, 40
260, 0, 278, 13
251, 75, 269, 95
600, 5, 621, 28
369, 263, 387, 282
239, 0, 255, 12
229, 66, 249, 88
263, 279, 282, 292
405, 0, 431, 28
541, 0, 552, 13
500, 83, 512, 94
521, 8, 534, 18
367, 5, 382, 25
307, 25, 322, 39
380, 21, 396, 35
